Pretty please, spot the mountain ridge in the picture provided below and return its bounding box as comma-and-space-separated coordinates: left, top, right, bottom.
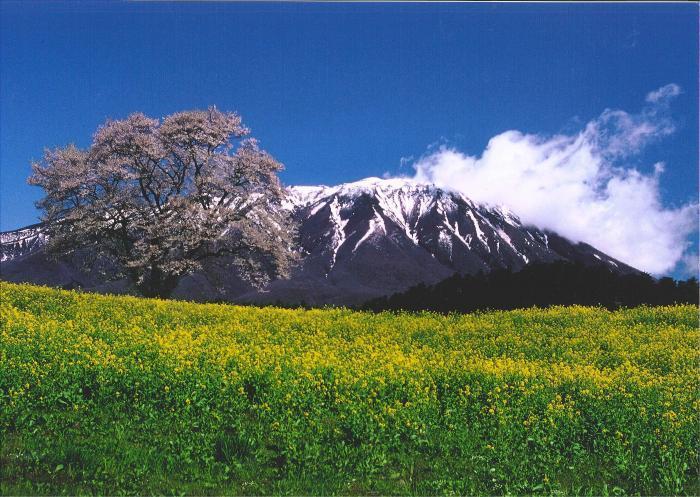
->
0, 177, 639, 305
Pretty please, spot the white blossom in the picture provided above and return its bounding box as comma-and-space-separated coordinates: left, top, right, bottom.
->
29, 108, 297, 297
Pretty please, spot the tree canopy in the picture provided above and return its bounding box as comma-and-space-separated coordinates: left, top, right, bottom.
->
29, 108, 296, 297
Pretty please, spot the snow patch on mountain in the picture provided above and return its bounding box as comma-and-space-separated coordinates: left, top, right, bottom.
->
466, 210, 489, 250
353, 211, 386, 253
1, 225, 46, 262
327, 196, 348, 274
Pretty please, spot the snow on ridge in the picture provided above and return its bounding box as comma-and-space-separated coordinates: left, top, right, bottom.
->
438, 230, 453, 261
593, 251, 619, 267
284, 177, 522, 228
374, 186, 429, 244
337, 176, 419, 190
466, 210, 489, 250
496, 227, 529, 263
285, 177, 433, 208
352, 209, 386, 253
474, 211, 528, 260
286, 177, 442, 245
0, 225, 43, 244
326, 196, 348, 274
283, 184, 338, 210
494, 205, 522, 226
446, 217, 471, 249
0, 225, 46, 262
285, 177, 535, 260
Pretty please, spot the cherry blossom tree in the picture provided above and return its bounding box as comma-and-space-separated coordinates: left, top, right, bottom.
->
29, 108, 296, 298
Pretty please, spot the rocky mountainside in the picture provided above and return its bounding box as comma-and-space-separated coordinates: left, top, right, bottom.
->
0, 177, 638, 305
1, 223, 46, 263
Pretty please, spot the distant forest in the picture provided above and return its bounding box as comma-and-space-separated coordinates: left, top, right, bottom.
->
361, 262, 699, 313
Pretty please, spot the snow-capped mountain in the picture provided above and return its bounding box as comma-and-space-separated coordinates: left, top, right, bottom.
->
1, 223, 47, 263
0, 177, 637, 304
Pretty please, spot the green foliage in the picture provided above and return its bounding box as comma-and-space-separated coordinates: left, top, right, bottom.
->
1, 282, 698, 495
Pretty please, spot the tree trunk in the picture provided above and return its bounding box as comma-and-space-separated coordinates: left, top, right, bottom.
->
136, 267, 180, 299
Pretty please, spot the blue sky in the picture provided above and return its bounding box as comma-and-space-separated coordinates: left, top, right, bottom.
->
1, 2, 697, 275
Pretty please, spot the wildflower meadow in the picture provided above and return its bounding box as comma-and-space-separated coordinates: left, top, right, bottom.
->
1, 282, 697, 495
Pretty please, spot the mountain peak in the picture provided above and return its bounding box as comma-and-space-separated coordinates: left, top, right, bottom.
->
338, 176, 420, 189
285, 176, 442, 211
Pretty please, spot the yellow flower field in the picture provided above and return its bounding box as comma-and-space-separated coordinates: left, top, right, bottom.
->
0, 282, 697, 495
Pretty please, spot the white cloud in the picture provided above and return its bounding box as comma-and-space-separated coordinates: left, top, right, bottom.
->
645, 83, 682, 103
399, 155, 415, 169
405, 84, 697, 275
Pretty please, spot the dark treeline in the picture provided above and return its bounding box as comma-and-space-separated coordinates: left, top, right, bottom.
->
361, 262, 699, 313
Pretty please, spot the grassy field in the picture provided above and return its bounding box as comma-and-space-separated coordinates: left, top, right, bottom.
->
1, 282, 698, 495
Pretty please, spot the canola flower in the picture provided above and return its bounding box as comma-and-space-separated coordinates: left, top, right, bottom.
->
0, 282, 698, 495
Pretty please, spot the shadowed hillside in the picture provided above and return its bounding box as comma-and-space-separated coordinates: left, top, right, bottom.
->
362, 262, 699, 313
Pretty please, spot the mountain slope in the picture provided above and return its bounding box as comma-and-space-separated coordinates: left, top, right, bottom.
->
0, 177, 638, 304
